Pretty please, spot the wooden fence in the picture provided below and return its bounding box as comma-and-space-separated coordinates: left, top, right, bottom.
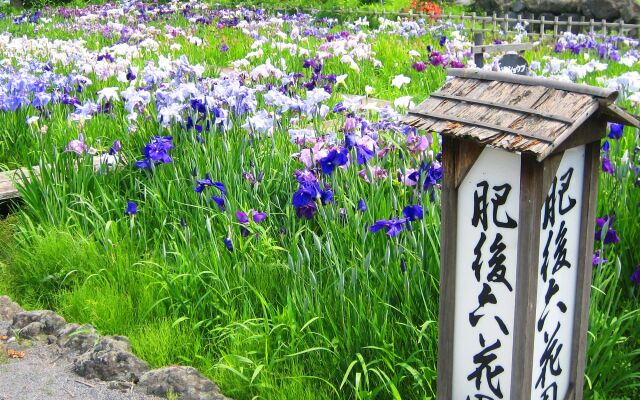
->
260, 7, 640, 39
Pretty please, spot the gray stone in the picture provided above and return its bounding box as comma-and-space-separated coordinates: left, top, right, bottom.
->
586, 0, 640, 22
522, 0, 581, 14
57, 323, 100, 354
139, 366, 229, 400
0, 296, 23, 321
11, 310, 66, 338
73, 336, 149, 383
108, 381, 136, 392
479, 0, 639, 23
18, 321, 46, 339
475, 0, 512, 12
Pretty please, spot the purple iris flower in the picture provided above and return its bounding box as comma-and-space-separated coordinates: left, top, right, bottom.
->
292, 179, 333, 219
357, 198, 367, 212
195, 173, 227, 195
252, 211, 268, 223
601, 140, 610, 153
429, 51, 446, 67
66, 134, 87, 155
109, 140, 122, 155
608, 123, 624, 139
220, 44, 229, 52
319, 148, 349, 175
125, 201, 137, 215
296, 203, 318, 219
595, 215, 620, 245
592, 250, 607, 266
126, 68, 136, 81
402, 205, 424, 221
212, 196, 225, 211
631, 265, 640, 286
293, 181, 322, 208
356, 145, 374, 165
224, 237, 233, 252
294, 169, 317, 184
370, 218, 408, 237
602, 156, 615, 175
236, 211, 249, 224
412, 62, 427, 72
135, 136, 174, 169
333, 102, 346, 113
439, 36, 447, 46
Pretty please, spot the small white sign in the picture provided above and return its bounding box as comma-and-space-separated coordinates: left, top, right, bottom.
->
531, 145, 585, 399
453, 147, 521, 400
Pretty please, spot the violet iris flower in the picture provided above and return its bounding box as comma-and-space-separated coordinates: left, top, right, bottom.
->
194, 173, 227, 195
602, 156, 615, 175
357, 198, 367, 212
608, 123, 624, 139
412, 61, 427, 72
319, 148, 349, 175
212, 196, 225, 211
125, 201, 137, 215
370, 218, 408, 237
402, 205, 424, 221
595, 215, 620, 245
224, 237, 233, 252
109, 140, 122, 155
592, 250, 607, 266
292, 178, 333, 219
236, 211, 249, 224
135, 136, 174, 169
631, 265, 640, 286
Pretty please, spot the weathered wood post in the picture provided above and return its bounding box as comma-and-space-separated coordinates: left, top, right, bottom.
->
404, 69, 640, 400
473, 32, 484, 68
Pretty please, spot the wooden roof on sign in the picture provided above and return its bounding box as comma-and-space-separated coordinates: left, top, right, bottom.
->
404, 69, 640, 161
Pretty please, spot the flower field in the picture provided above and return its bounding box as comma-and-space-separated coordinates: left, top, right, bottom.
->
0, 1, 639, 399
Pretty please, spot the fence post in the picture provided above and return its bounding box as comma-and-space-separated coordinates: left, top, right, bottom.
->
554, 16, 559, 37
474, 32, 484, 68
482, 12, 487, 33
472, 12, 477, 33
568, 15, 573, 34
620, 19, 625, 36
540, 15, 545, 38
589, 18, 595, 35
602, 19, 607, 36
503, 13, 509, 35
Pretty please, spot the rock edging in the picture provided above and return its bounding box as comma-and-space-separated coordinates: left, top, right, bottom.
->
0, 295, 230, 400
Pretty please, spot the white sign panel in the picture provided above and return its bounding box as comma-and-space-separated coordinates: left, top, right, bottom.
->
453, 147, 521, 400
531, 145, 585, 399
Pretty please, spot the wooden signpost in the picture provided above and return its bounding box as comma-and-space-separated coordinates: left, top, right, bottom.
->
472, 32, 535, 73
404, 68, 640, 400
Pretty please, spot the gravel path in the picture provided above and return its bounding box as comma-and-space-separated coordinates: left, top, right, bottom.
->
0, 321, 160, 400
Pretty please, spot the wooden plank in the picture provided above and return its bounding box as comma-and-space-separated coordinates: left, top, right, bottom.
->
447, 69, 618, 102
0, 155, 105, 202
454, 140, 484, 188
510, 153, 544, 399
600, 104, 640, 128
437, 137, 459, 400
570, 138, 602, 400
537, 102, 600, 161
471, 42, 535, 54
407, 110, 555, 143
429, 93, 575, 124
